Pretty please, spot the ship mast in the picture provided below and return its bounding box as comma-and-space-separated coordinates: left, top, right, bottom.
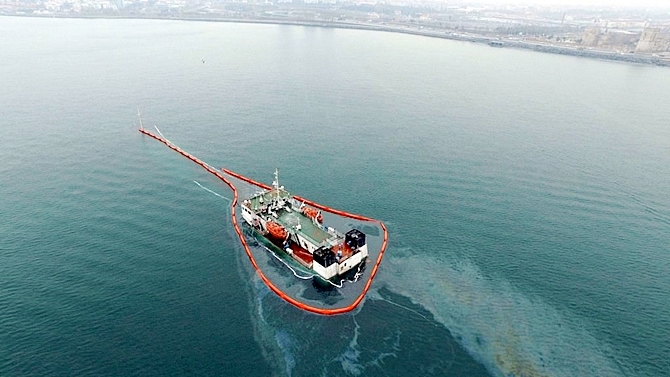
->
272, 168, 280, 196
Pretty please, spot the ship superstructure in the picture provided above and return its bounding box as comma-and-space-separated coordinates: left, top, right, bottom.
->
239, 170, 368, 280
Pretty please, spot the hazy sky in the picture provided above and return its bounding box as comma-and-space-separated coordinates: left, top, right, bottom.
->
476, 0, 670, 7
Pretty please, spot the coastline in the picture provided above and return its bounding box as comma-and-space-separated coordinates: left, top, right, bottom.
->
6, 13, 670, 67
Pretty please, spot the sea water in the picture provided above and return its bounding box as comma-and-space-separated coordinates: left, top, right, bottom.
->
1, 16, 670, 376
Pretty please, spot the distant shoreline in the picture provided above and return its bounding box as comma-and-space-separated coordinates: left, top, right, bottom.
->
7, 14, 670, 68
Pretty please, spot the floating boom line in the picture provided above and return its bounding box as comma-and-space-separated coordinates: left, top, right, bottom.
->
138, 126, 388, 315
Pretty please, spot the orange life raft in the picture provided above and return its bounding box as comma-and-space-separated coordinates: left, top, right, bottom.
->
266, 221, 288, 240
302, 207, 323, 223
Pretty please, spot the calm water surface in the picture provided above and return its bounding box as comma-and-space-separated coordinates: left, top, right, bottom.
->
1, 16, 670, 377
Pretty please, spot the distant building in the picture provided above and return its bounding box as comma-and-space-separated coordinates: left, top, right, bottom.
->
582, 26, 600, 46
581, 25, 639, 51
606, 19, 647, 29
600, 30, 639, 50
636, 28, 670, 53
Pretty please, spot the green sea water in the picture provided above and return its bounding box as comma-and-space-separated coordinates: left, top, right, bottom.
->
1, 16, 670, 376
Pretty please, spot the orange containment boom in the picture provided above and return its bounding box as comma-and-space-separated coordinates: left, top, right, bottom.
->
139, 128, 388, 315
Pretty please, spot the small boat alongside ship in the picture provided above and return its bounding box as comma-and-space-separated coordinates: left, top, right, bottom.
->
240, 170, 368, 282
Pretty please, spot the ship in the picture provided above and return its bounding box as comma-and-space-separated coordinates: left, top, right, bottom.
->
239, 169, 368, 282
138, 119, 388, 314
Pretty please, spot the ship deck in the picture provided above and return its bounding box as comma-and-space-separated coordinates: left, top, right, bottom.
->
288, 243, 313, 267
276, 210, 332, 245
248, 189, 333, 246
247, 189, 291, 210
331, 242, 354, 261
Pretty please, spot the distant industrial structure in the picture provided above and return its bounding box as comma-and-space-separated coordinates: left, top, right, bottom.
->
636, 28, 670, 53
580, 22, 670, 55
2, 0, 670, 64
581, 26, 639, 51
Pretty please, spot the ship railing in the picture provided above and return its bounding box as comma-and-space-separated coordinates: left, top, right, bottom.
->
325, 226, 344, 239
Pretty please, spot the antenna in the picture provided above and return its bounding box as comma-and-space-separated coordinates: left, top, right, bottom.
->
137, 108, 144, 130
273, 168, 280, 193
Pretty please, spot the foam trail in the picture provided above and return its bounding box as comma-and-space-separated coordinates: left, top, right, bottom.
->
376, 252, 623, 377
275, 329, 296, 377
321, 313, 402, 376
336, 317, 363, 376
193, 180, 232, 202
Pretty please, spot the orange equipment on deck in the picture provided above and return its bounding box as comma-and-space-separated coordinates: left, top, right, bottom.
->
302, 207, 323, 223
266, 221, 288, 240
